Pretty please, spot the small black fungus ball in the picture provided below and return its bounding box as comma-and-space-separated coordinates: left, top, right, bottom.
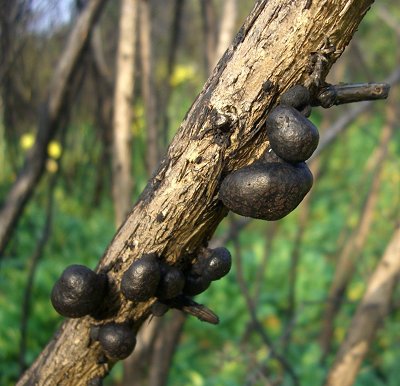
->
265, 105, 319, 163
121, 253, 161, 302
183, 274, 211, 296
98, 323, 136, 360
51, 265, 107, 318
205, 247, 232, 281
219, 161, 313, 221
280, 85, 310, 112
156, 265, 185, 300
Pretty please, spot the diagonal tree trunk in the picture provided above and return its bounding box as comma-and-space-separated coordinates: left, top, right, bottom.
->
0, 0, 109, 257
324, 226, 400, 386
17, 1, 376, 385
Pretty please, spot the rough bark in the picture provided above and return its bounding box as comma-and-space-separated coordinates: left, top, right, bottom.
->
324, 226, 400, 386
139, 0, 159, 175
0, 0, 108, 257
17, 1, 375, 385
112, 0, 138, 226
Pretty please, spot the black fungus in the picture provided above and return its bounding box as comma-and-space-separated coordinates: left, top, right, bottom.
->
204, 247, 232, 281
98, 323, 136, 360
183, 274, 211, 296
219, 159, 313, 221
280, 85, 310, 112
156, 265, 185, 300
121, 253, 161, 302
50, 265, 107, 318
265, 105, 319, 162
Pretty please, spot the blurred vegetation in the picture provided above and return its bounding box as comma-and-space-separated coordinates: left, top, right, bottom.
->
0, 1, 399, 385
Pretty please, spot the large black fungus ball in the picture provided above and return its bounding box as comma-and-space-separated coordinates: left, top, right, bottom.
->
98, 323, 136, 360
121, 253, 161, 302
265, 105, 319, 163
219, 160, 313, 221
204, 247, 232, 281
280, 85, 310, 115
183, 274, 211, 296
51, 265, 107, 318
156, 265, 185, 300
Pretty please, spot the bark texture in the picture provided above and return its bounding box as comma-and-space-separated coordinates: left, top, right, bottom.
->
17, 1, 375, 385
112, 0, 138, 226
324, 226, 400, 386
0, 0, 108, 256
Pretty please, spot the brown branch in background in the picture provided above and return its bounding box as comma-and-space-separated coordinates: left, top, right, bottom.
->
159, 0, 185, 150
319, 93, 396, 360
112, 0, 138, 226
148, 311, 187, 386
200, 0, 217, 76
0, 0, 109, 257
213, 0, 238, 69
139, 0, 159, 176
324, 226, 400, 386
253, 221, 280, 304
122, 317, 163, 386
18, 167, 59, 374
281, 158, 322, 353
232, 222, 299, 386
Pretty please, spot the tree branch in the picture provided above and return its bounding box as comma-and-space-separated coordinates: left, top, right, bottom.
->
17, 1, 376, 384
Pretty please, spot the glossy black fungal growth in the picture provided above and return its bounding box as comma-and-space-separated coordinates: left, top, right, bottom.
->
280, 85, 310, 113
98, 323, 136, 360
156, 265, 185, 300
121, 253, 161, 302
204, 247, 232, 281
50, 264, 107, 318
265, 105, 319, 162
219, 159, 313, 221
183, 274, 211, 296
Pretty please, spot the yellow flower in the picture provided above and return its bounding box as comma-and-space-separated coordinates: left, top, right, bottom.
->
170, 64, 196, 87
20, 133, 35, 150
48, 141, 62, 159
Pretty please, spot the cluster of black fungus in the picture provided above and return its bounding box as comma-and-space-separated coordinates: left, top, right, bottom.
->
121, 248, 231, 309
219, 85, 318, 221
51, 265, 107, 318
184, 247, 232, 296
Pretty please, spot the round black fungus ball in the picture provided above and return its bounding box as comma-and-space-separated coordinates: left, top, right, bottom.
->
121, 253, 161, 302
205, 247, 232, 281
183, 274, 211, 296
51, 264, 107, 318
98, 323, 136, 360
219, 161, 313, 221
156, 265, 185, 300
265, 105, 319, 163
280, 85, 310, 112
